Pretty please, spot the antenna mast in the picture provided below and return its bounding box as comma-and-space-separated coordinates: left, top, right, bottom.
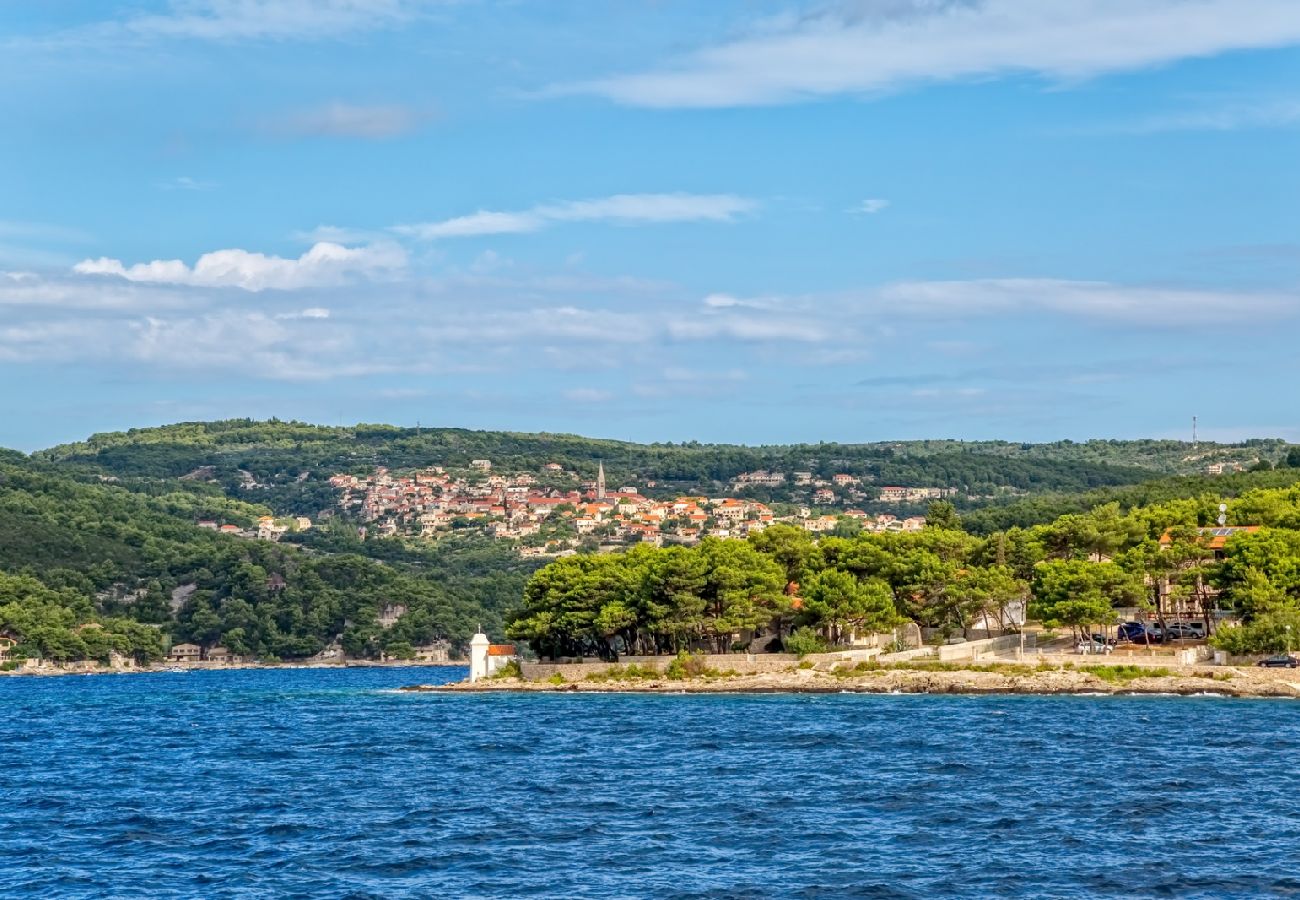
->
1192, 415, 1198, 449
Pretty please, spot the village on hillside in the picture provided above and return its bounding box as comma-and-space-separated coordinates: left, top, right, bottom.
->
326, 461, 934, 556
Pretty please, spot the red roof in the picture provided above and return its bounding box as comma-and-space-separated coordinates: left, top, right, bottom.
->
488, 644, 516, 657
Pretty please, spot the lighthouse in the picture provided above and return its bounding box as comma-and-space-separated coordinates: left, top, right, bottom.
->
469, 630, 490, 682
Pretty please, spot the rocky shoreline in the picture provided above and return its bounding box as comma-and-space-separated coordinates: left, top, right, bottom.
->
405, 665, 1300, 699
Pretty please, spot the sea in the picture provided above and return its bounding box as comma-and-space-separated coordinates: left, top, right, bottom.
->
1, 666, 1296, 899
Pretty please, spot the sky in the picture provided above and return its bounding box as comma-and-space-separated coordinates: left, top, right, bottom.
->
2, 0, 1299, 451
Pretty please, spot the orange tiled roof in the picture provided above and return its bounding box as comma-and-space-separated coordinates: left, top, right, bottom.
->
1159, 525, 1261, 549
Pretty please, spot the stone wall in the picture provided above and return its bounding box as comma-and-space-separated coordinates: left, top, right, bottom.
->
521, 653, 800, 682
936, 633, 1036, 661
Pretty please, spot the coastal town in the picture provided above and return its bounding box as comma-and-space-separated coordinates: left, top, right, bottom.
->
326, 461, 933, 555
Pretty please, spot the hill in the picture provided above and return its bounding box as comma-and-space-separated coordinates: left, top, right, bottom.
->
0, 455, 531, 664
38, 419, 1280, 518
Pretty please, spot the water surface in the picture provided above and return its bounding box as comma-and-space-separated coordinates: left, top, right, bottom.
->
1, 667, 1295, 898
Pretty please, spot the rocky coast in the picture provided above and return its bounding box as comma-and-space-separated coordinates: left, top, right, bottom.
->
407, 663, 1300, 699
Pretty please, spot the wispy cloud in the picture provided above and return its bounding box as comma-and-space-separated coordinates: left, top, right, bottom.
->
267, 102, 434, 140
854, 198, 890, 214
561, 0, 1300, 108
1101, 97, 1300, 134
115, 0, 450, 43
73, 241, 407, 291
875, 278, 1296, 326
394, 193, 757, 240
157, 176, 216, 191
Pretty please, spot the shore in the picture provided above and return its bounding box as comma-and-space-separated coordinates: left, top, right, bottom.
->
407, 664, 1300, 699
0, 659, 467, 677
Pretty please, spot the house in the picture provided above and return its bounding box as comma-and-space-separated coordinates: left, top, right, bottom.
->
469, 459, 492, 471
206, 646, 236, 664
378, 603, 408, 628
486, 644, 517, 676
169, 643, 201, 663
1159, 526, 1261, 558
878, 486, 908, 503
413, 641, 452, 662
0, 634, 17, 662
1206, 462, 1245, 476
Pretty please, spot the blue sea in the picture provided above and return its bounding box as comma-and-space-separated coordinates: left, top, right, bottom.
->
2, 667, 1297, 899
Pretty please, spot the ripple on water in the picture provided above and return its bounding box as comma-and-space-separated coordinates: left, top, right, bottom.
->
2, 669, 1298, 898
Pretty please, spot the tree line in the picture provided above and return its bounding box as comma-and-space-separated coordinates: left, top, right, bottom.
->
510, 483, 1300, 659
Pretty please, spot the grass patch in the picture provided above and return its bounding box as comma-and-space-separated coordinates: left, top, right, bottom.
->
1080, 664, 1173, 683
584, 663, 661, 683
830, 660, 1039, 677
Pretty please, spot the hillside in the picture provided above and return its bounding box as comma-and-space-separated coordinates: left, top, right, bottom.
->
38, 419, 1273, 518
9, 420, 1299, 667
0, 455, 530, 664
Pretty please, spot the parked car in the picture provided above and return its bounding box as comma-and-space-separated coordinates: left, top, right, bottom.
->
1257, 655, 1300, 668
1118, 622, 1162, 644
1165, 622, 1199, 640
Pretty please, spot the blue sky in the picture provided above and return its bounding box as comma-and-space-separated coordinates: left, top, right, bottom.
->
2, 0, 1299, 451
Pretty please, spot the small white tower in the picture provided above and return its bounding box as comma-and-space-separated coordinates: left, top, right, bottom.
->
469, 630, 490, 682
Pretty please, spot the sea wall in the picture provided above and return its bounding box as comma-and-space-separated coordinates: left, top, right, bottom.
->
936, 633, 1036, 661
521, 654, 800, 681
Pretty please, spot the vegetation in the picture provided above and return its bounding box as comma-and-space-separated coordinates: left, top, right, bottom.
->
512, 484, 1300, 659
37, 418, 1235, 515
9, 419, 1300, 667
1079, 664, 1174, 683
0, 456, 501, 663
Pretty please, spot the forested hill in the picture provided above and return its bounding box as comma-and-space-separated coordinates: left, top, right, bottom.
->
38, 419, 1281, 506
0, 455, 530, 664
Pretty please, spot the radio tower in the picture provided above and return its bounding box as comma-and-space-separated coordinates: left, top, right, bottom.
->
1192, 415, 1198, 449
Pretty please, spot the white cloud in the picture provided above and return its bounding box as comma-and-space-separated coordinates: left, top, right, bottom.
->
394, 193, 757, 240
268, 102, 432, 139
158, 176, 216, 191
565, 0, 1300, 108
117, 0, 447, 42
563, 388, 615, 403
856, 198, 890, 214
1107, 97, 1300, 133
73, 241, 406, 291
877, 278, 1297, 325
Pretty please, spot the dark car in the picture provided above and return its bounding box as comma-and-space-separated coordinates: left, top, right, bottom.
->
1118, 622, 1161, 644
1257, 655, 1300, 668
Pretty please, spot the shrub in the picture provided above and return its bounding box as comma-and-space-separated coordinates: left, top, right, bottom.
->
1081, 664, 1172, 683
797, 660, 815, 670
665, 651, 713, 680
385, 641, 416, 661
547, 672, 566, 685
584, 663, 659, 683
1211, 612, 1300, 656
491, 659, 522, 679
832, 660, 881, 677
784, 628, 829, 658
